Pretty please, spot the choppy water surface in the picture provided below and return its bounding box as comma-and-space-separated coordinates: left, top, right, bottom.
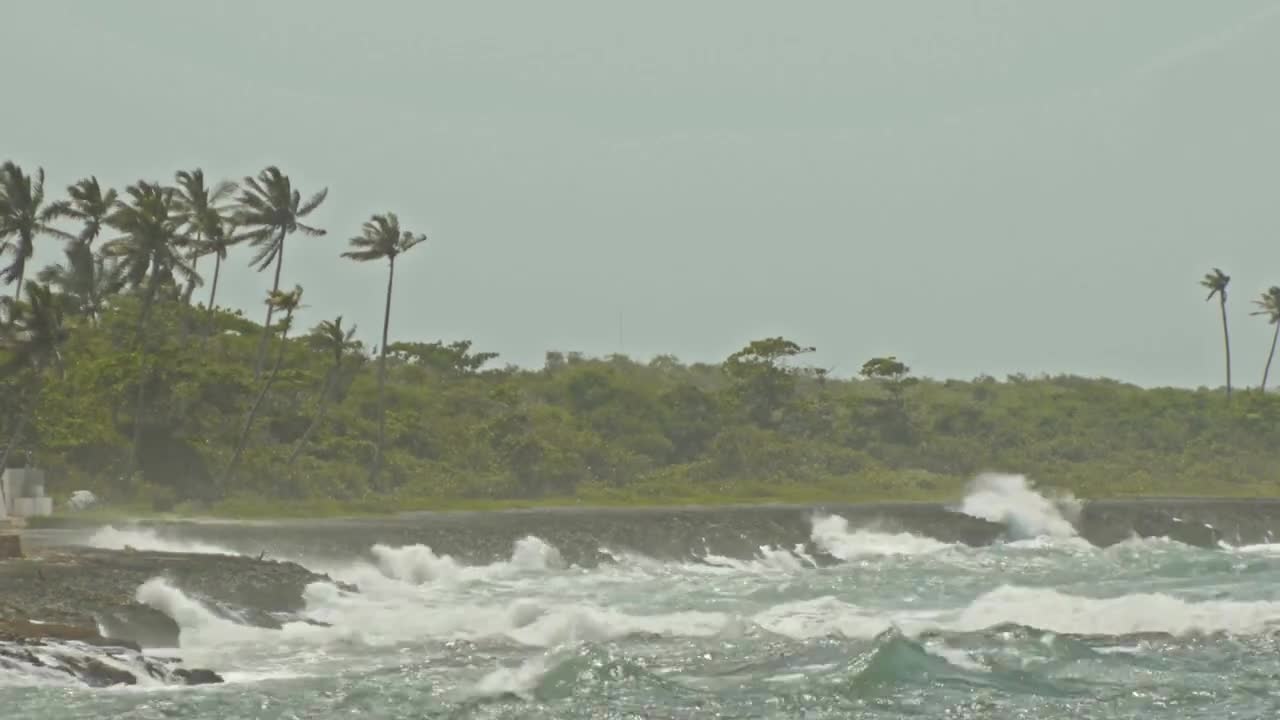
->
8, 476, 1280, 718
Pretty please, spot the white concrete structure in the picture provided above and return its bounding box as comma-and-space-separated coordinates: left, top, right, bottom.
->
1, 468, 52, 517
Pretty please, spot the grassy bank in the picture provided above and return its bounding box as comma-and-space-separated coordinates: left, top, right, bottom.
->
25, 470, 1280, 527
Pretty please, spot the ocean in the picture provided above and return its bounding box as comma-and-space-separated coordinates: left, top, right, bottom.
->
5, 475, 1280, 719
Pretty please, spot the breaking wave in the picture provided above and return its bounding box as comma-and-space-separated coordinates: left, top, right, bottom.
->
127, 531, 1280, 665
369, 536, 565, 585
86, 527, 242, 556
810, 514, 954, 559
957, 472, 1081, 539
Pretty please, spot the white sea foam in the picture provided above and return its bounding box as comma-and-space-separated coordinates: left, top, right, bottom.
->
749, 584, 1280, 641
369, 536, 565, 586
958, 473, 1081, 539
106, 509, 1280, 699
87, 526, 241, 556
465, 650, 561, 701
810, 514, 954, 559
948, 584, 1280, 636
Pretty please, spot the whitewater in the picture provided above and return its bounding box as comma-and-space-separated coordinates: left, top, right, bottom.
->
7, 474, 1280, 718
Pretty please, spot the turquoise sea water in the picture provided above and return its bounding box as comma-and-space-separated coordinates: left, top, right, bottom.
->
6, 483, 1280, 718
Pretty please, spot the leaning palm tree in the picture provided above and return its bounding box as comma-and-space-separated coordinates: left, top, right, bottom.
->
288, 316, 360, 465
102, 181, 196, 470
0, 283, 70, 495
1201, 268, 1232, 399
173, 169, 237, 304
0, 162, 66, 305
45, 176, 117, 248
199, 216, 246, 340
223, 285, 304, 486
37, 241, 125, 325
234, 167, 327, 376
1253, 286, 1280, 392
342, 212, 427, 486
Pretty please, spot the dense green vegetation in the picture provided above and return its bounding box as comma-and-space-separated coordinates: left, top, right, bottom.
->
3, 161, 1280, 516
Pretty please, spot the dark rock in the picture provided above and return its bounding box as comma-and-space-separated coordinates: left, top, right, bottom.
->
174, 667, 224, 685
0, 533, 21, 559
65, 654, 139, 687
1, 638, 225, 687
0, 545, 345, 648
0, 619, 141, 651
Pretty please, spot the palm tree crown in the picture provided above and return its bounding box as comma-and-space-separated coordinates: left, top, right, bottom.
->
0, 162, 65, 302
309, 316, 360, 367
1201, 268, 1229, 302
37, 242, 124, 324
46, 176, 117, 247
1253, 287, 1280, 323
236, 166, 327, 272
341, 212, 426, 264
0, 282, 70, 378
175, 170, 236, 234
266, 284, 304, 330
102, 181, 197, 293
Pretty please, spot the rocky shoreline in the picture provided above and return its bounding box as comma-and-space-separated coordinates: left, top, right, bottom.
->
0, 537, 350, 687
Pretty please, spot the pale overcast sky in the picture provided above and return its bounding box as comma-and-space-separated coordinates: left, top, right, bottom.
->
5, 1, 1280, 387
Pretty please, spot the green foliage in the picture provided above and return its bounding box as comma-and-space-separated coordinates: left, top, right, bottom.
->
860, 356, 910, 381
7, 306, 1279, 512
388, 340, 496, 375
5, 159, 1279, 517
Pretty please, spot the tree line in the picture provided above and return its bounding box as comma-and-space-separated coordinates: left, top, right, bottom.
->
0, 161, 423, 491
1, 159, 1278, 510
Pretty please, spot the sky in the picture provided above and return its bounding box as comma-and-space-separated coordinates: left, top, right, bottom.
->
4, 1, 1280, 388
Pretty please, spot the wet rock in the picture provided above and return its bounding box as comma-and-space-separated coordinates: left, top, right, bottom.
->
1076, 499, 1280, 548
0, 619, 140, 651
174, 667, 224, 685
0, 545, 348, 647
0, 533, 21, 559
0, 638, 223, 687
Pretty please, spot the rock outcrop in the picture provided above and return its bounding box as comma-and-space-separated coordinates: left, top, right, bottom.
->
0, 544, 349, 687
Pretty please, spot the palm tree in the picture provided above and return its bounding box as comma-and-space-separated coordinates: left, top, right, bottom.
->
288, 316, 360, 465
0, 162, 65, 306
102, 181, 196, 470
37, 242, 125, 325
342, 212, 427, 486
199, 216, 245, 340
1201, 268, 1232, 399
173, 169, 237, 304
1253, 286, 1280, 392
234, 167, 327, 376
223, 285, 303, 486
46, 176, 117, 248
0, 283, 69, 496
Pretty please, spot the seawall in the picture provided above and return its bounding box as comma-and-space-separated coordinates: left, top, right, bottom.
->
38, 497, 1280, 566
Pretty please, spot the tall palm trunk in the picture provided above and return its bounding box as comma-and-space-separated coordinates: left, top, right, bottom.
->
370, 256, 396, 487
9, 230, 29, 306
203, 252, 223, 343
253, 228, 286, 378
225, 316, 292, 487
1263, 323, 1280, 392
287, 369, 336, 466
1219, 295, 1232, 400
128, 275, 160, 473
187, 250, 200, 304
